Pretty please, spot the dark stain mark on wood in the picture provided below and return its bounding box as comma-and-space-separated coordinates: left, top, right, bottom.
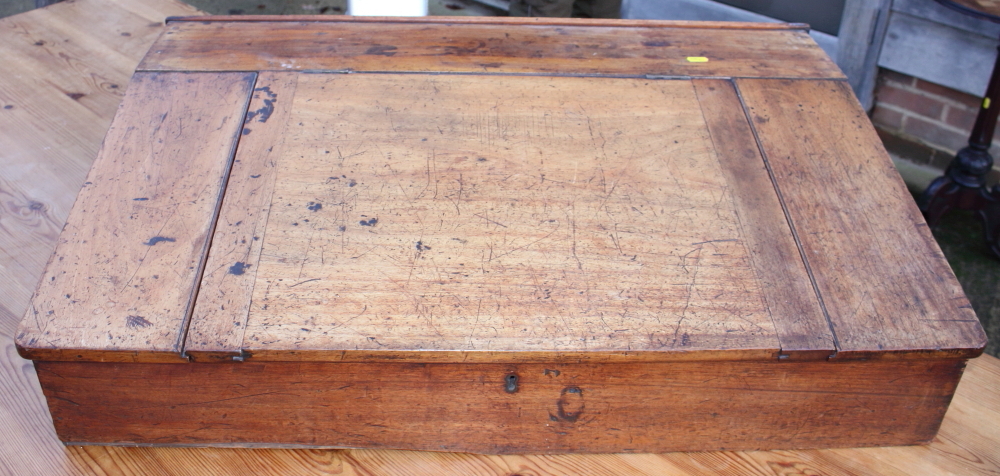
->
348, 179, 357, 187
359, 218, 378, 227
553, 386, 584, 422
3, 105, 12, 109
544, 369, 561, 377
245, 86, 277, 124
255, 86, 277, 99
365, 45, 398, 56
246, 100, 275, 123
478, 62, 502, 68
307, 201, 322, 211
229, 262, 250, 275
642, 40, 671, 47
28, 201, 44, 211
415, 241, 431, 251
126, 315, 153, 328
34, 40, 44, 46
440, 41, 486, 56
338, 225, 346, 231
143, 237, 175, 246
242, 128, 252, 135
66, 93, 85, 101
133, 197, 149, 201
250, 174, 261, 178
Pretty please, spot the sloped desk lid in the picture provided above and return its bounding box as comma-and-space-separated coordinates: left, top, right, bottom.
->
16, 17, 986, 363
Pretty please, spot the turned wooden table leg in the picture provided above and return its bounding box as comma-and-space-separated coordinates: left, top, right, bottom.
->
919, 31, 1000, 258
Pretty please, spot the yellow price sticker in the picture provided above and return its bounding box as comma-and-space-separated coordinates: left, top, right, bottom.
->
686, 56, 709, 63
984, 97, 992, 109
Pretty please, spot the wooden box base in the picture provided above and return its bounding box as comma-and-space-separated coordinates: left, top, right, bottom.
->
38, 359, 965, 453
18, 17, 986, 453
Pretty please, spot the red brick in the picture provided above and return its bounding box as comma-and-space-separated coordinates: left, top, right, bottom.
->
902, 115, 969, 153
871, 105, 904, 131
946, 108, 1000, 140
914, 79, 982, 109
879, 68, 915, 87
876, 84, 946, 120
945, 106, 977, 131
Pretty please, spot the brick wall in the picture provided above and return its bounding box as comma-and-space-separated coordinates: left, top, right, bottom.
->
870, 68, 1000, 172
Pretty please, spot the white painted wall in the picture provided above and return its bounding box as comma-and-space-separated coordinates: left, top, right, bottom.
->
621, 0, 839, 60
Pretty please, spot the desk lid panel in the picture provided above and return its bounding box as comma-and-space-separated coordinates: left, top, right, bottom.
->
226, 73, 790, 362
737, 78, 987, 359
184, 72, 299, 361
16, 18, 986, 364
16, 71, 255, 362
692, 79, 834, 357
138, 18, 844, 80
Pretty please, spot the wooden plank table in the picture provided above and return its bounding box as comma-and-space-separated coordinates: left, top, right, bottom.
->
1, 0, 998, 473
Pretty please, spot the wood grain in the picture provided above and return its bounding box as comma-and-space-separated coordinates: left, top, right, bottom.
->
15, 72, 256, 363
735, 78, 987, 359
167, 15, 812, 29
137, 20, 843, 79
37, 358, 964, 453
186, 72, 299, 362
692, 79, 834, 360
0, 176, 64, 338
0, 353, 996, 474
0, 334, 81, 476
0, 0, 202, 473
238, 73, 781, 361
0, 0, 200, 338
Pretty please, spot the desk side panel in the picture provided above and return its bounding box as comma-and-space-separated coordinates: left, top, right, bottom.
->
138, 21, 843, 80
36, 359, 964, 453
735, 78, 987, 359
16, 72, 255, 362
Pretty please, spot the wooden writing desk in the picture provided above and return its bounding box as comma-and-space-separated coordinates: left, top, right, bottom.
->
1, 0, 998, 472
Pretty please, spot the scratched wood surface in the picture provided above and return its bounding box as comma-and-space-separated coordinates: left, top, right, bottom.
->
137, 19, 845, 79
691, 79, 833, 359
15, 71, 256, 362
233, 73, 786, 362
735, 79, 988, 360
2, 0, 1000, 473
186, 72, 299, 361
